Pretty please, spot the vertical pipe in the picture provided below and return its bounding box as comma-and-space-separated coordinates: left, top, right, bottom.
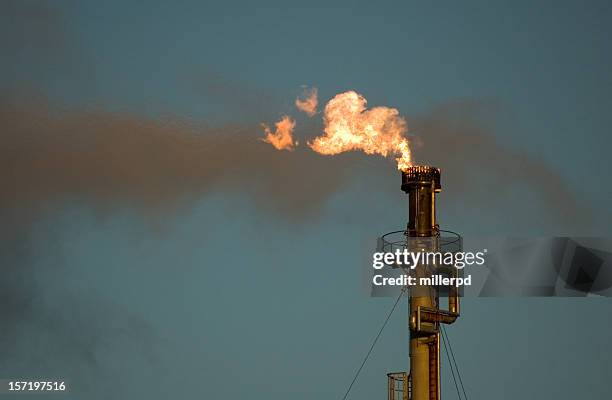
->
428, 339, 437, 400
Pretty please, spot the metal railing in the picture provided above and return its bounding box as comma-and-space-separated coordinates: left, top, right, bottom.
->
387, 372, 411, 400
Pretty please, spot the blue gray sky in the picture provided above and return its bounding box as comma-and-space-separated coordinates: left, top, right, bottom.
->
1, 1, 611, 399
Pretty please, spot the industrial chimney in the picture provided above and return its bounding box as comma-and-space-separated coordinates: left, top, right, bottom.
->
387, 166, 460, 400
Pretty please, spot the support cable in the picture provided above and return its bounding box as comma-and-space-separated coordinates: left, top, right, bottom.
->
340, 287, 406, 400
440, 326, 462, 400
441, 325, 468, 400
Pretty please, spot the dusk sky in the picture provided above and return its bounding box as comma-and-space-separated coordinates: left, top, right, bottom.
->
1, 1, 611, 399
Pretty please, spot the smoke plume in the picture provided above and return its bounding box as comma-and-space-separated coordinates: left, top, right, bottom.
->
0, 97, 350, 220
410, 100, 587, 228
0, 95, 588, 227
295, 87, 318, 116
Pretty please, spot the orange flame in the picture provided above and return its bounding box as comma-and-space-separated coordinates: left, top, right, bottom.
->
295, 87, 318, 117
260, 115, 296, 151
308, 91, 412, 170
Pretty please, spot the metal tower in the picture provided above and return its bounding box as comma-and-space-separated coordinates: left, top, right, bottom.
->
386, 166, 461, 400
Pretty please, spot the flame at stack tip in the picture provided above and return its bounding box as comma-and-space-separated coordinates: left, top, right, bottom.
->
307, 90, 412, 170
260, 115, 296, 151
260, 89, 414, 169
